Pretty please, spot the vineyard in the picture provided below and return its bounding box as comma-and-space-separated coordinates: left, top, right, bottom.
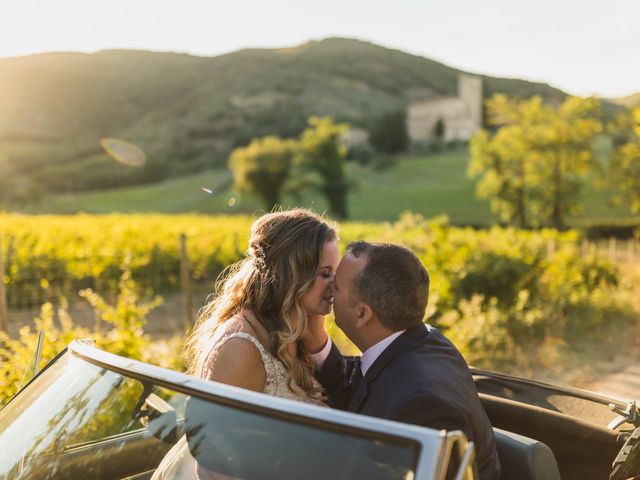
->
1, 212, 639, 403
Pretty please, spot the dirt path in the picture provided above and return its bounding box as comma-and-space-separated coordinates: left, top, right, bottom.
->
588, 361, 640, 401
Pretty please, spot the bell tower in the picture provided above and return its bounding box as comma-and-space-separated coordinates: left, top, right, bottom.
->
458, 74, 483, 130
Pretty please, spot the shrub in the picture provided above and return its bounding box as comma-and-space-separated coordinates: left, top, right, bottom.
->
346, 142, 376, 166
0, 262, 165, 406
456, 252, 540, 308
1, 212, 637, 375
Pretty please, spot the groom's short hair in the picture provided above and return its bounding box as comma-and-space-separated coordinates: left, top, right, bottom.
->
347, 241, 429, 331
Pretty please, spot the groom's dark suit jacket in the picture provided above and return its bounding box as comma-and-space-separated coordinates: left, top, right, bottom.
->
318, 324, 501, 480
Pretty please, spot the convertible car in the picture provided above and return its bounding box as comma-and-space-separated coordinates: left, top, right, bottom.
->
0, 339, 638, 480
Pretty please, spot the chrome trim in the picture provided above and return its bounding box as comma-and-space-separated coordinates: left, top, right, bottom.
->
451, 435, 476, 480
68, 340, 470, 480
433, 430, 477, 480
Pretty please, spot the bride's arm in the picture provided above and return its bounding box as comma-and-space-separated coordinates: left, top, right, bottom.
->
202, 339, 267, 392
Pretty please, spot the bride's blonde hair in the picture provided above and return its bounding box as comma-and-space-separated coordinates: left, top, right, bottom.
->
185, 208, 336, 399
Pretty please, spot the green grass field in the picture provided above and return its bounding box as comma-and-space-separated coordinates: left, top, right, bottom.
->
32, 146, 638, 226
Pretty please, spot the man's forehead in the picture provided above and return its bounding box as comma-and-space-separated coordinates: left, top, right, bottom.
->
337, 251, 367, 278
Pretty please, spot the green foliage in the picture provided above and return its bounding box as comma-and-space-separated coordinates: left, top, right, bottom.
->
346, 142, 377, 166
0, 214, 250, 308
0, 262, 163, 405
298, 117, 351, 219
440, 295, 523, 367
609, 106, 640, 213
24, 143, 639, 227
1, 213, 637, 375
78, 255, 163, 357
368, 110, 409, 154
0, 301, 89, 405
380, 213, 635, 369
228, 136, 298, 211
469, 95, 603, 228
457, 252, 539, 308
469, 128, 530, 227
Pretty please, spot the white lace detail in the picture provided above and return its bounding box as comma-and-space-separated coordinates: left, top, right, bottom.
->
200, 331, 324, 406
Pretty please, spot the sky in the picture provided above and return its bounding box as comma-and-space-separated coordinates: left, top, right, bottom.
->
2, 0, 639, 98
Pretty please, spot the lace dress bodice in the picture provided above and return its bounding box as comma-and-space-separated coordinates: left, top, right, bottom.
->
199, 331, 325, 406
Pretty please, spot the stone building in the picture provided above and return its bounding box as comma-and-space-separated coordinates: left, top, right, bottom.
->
407, 74, 483, 144
340, 127, 370, 150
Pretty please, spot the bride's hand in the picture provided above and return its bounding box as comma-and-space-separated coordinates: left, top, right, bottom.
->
301, 314, 328, 354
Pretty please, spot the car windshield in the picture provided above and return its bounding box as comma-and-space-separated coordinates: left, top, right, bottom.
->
0, 351, 423, 480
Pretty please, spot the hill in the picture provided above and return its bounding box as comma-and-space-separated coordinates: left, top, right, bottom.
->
611, 92, 640, 108
0, 38, 568, 204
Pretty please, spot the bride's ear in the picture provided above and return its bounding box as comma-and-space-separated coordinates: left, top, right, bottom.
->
355, 303, 373, 328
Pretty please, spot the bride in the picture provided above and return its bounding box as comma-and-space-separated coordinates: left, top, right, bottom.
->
152, 209, 339, 479
185, 208, 339, 404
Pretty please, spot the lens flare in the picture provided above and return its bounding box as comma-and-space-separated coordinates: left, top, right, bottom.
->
538, 336, 567, 368
224, 193, 241, 211
100, 138, 146, 166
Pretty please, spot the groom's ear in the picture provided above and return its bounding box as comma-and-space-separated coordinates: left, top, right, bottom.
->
355, 303, 374, 328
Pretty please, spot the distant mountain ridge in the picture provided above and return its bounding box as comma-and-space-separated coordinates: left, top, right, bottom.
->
611, 92, 640, 108
0, 37, 571, 198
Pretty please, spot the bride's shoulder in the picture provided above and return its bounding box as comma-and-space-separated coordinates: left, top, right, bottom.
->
216, 311, 260, 336
204, 315, 259, 359
200, 315, 267, 392
202, 337, 267, 392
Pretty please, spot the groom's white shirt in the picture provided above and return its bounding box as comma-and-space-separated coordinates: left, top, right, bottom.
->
311, 329, 406, 376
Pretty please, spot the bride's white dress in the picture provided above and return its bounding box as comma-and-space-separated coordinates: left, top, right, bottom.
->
199, 331, 325, 406
152, 331, 324, 480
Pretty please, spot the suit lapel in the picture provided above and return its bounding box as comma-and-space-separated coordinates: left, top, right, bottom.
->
347, 376, 368, 411
347, 324, 430, 412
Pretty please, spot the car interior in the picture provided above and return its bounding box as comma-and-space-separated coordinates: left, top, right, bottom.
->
472, 369, 631, 480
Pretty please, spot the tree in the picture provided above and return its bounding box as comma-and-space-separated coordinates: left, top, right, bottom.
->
469, 126, 530, 227
469, 95, 602, 228
609, 106, 640, 213
228, 136, 297, 211
297, 117, 351, 219
368, 110, 409, 154
532, 96, 602, 229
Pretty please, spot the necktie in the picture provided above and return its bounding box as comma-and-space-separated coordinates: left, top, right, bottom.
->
346, 356, 367, 412
348, 356, 363, 386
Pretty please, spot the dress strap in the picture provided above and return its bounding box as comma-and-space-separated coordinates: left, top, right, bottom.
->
200, 331, 277, 388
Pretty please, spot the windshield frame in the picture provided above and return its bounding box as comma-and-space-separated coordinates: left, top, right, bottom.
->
59, 339, 472, 480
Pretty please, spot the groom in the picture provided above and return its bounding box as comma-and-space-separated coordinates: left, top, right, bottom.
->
304, 241, 501, 480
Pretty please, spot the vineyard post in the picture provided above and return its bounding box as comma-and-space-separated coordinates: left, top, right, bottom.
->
0, 234, 8, 333
547, 239, 555, 257
581, 239, 589, 258
180, 233, 194, 331
608, 237, 616, 261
